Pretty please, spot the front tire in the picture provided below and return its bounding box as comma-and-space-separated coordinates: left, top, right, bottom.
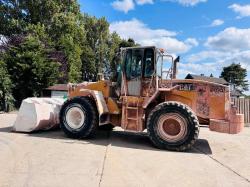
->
60, 97, 98, 139
147, 101, 199, 151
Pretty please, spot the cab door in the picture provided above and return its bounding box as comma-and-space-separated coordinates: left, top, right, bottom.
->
125, 49, 143, 96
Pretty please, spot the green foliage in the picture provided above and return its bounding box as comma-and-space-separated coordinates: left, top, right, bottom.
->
50, 11, 85, 82
82, 15, 110, 80
220, 63, 249, 93
0, 59, 14, 111
0, 0, 81, 36
119, 38, 137, 48
82, 15, 136, 81
4, 34, 60, 105
108, 32, 122, 80
59, 34, 82, 82
1, 0, 84, 84
0, 0, 26, 36
43, 2, 85, 83
81, 45, 96, 81
0, 0, 138, 107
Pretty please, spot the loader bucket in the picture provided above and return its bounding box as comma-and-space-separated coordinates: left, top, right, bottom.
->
12, 98, 65, 132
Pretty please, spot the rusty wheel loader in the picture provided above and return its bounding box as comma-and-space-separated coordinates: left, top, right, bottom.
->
59, 46, 244, 151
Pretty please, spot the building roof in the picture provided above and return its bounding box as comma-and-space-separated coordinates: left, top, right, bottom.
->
185, 74, 228, 85
45, 84, 68, 91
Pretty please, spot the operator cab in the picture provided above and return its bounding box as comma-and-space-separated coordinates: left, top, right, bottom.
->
119, 46, 179, 97
121, 46, 155, 96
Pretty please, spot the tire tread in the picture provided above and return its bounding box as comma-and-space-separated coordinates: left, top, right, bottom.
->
59, 97, 98, 139
147, 101, 199, 151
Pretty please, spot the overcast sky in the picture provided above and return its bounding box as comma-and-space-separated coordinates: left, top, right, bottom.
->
79, 0, 250, 92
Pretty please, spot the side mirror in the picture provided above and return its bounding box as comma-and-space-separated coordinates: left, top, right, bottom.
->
172, 56, 180, 79
174, 56, 180, 63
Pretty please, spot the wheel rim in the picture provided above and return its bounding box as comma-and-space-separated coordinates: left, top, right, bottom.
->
156, 113, 188, 142
65, 106, 86, 130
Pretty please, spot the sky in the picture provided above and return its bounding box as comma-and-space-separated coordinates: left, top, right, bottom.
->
79, 0, 250, 92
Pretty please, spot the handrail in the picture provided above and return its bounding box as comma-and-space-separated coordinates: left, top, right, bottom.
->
157, 53, 174, 89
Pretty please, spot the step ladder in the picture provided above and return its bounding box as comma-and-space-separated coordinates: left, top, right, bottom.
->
122, 96, 143, 131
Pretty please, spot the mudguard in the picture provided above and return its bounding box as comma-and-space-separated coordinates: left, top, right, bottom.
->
78, 89, 109, 117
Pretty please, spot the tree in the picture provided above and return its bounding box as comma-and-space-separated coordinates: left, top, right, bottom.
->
81, 45, 96, 81
0, 0, 139, 107
107, 32, 122, 80
50, 12, 85, 82
119, 38, 137, 48
1, 0, 85, 83
82, 15, 110, 81
4, 33, 60, 106
0, 0, 27, 36
0, 0, 81, 36
220, 63, 249, 93
0, 60, 13, 111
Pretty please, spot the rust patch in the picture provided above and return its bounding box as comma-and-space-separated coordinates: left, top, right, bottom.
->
160, 82, 172, 89
197, 85, 206, 96
197, 102, 210, 116
196, 84, 210, 117
141, 79, 156, 97
210, 85, 225, 96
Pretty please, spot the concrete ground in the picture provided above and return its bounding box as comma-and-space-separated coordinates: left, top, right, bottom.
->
0, 113, 250, 187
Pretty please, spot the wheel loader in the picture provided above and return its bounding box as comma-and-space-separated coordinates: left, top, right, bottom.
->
58, 46, 244, 151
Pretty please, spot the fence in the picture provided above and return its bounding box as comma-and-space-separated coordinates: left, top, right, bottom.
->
232, 98, 250, 125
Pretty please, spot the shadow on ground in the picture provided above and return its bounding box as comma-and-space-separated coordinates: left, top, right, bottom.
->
0, 126, 212, 154
0, 126, 13, 132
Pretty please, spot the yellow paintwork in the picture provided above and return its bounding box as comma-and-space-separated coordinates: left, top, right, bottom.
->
164, 81, 228, 120
165, 90, 195, 109
84, 81, 110, 98
68, 80, 120, 116
69, 80, 110, 98
107, 98, 120, 114
209, 93, 226, 120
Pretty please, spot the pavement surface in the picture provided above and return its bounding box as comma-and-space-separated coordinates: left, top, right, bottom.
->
0, 113, 250, 187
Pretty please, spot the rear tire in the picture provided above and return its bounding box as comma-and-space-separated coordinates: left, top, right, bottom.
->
60, 97, 98, 139
147, 101, 199, 151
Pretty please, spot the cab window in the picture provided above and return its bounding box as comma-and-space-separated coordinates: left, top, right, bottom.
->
125, 49, 132, 79
144, 48, 154, 77
125, 49, 143, 80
